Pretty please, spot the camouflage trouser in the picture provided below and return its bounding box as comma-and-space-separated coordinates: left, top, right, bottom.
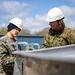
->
2, 65, 14, 75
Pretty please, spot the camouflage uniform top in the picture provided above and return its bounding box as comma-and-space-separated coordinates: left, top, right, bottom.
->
0, 34, 20, 73
42, 27, 75, 48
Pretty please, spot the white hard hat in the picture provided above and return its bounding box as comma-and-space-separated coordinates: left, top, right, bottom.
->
9, 18, 23, 30
46, 7, 64, 22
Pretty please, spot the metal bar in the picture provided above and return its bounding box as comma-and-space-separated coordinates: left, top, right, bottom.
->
13, 44, 75, 64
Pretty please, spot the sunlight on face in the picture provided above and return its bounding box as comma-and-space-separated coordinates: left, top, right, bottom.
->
10, 28, 21, 37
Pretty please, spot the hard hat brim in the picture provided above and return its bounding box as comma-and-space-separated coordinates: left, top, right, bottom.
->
46, 16, 65, 22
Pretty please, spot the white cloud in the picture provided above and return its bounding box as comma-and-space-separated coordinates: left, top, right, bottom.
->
64, 17, 75, 30
59, 5, 75, 16
58, 5, 75, 30
70, 0, 75, 3
23, 14, 49, 33
0, 1, 31, 19
1, 23, 7, 27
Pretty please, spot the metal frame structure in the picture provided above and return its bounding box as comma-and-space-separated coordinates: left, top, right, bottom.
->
5, 42, 75, 75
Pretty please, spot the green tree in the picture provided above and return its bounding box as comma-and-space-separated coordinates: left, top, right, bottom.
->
0, 27, 7, 34
19, 28, 31, 35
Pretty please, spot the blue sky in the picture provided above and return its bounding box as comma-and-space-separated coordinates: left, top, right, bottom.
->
0, 0, 75, 33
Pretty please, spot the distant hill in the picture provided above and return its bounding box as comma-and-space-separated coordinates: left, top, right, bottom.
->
0, 26, 50, 36
41, 27, 49, 33
34, 27, 49, 36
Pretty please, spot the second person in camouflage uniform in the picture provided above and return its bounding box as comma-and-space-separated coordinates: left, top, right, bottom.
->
40, 7, 75, 75
42, 7, 75, 48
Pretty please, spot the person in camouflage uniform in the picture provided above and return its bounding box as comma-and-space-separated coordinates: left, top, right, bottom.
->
0, 18, 23, 75
42, 7, 75, 48
39, 7, 75, 75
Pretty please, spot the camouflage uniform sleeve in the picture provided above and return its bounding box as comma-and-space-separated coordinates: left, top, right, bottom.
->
41, 33, 50, 48
67, 29, 75, 44
0, 52, 3, 73
0, 43, 14, 66
0, 44, 6, 72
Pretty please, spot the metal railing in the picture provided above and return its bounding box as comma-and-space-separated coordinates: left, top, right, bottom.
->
6, 41, 40, 75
